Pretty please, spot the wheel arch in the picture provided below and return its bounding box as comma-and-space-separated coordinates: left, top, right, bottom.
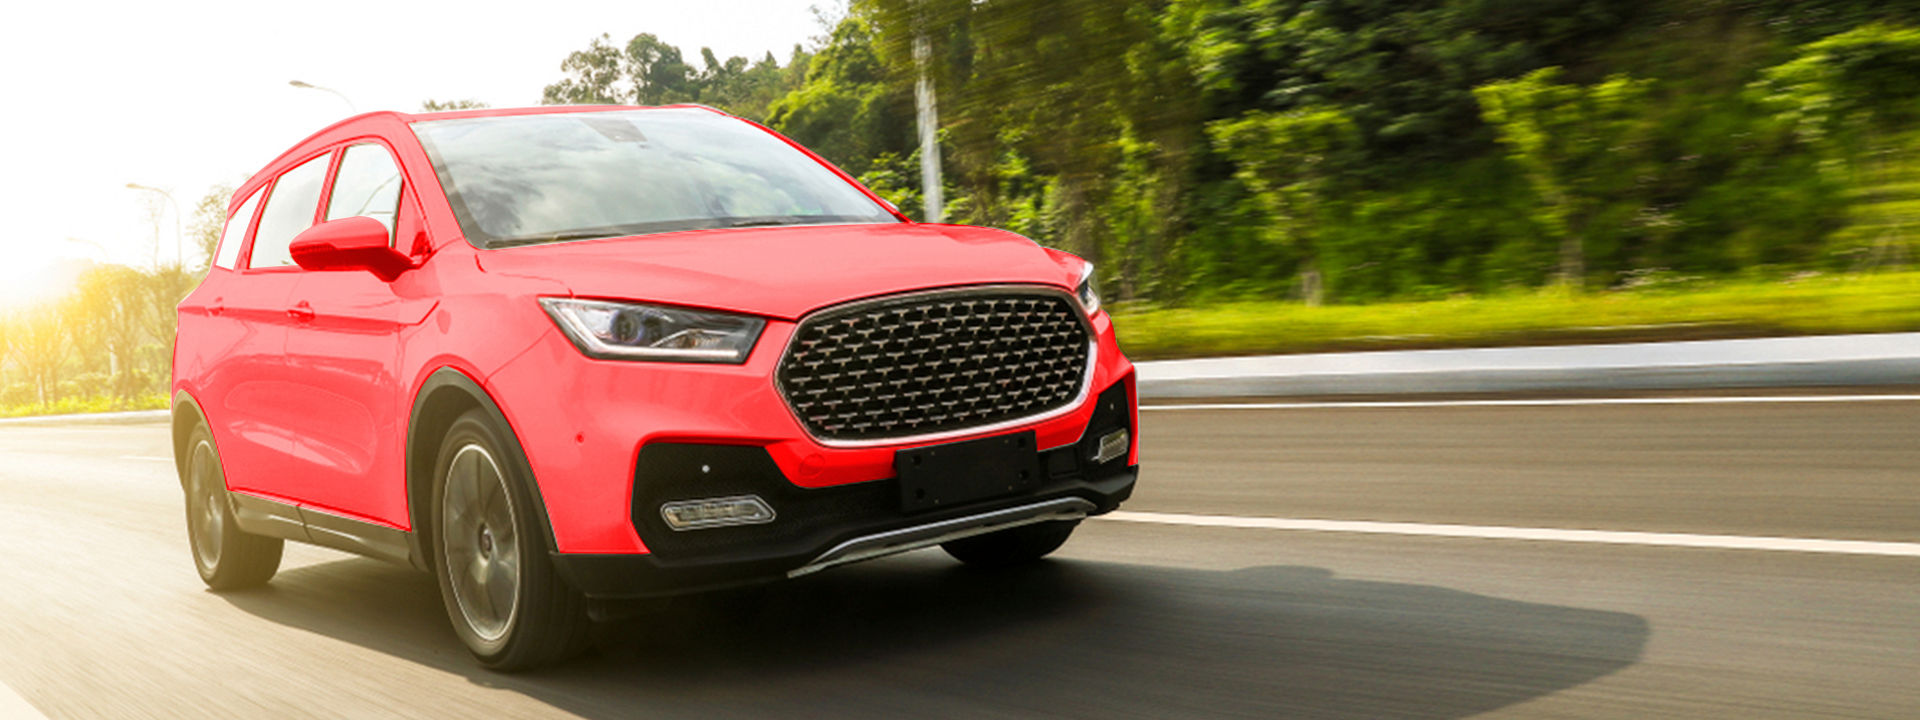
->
170, 390, 208, 487
406, 367, 560, 572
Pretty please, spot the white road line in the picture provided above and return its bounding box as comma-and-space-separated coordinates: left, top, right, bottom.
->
120, 455, 172, 462
1097, 511, 1920, 557
1142, 394, 1920, 412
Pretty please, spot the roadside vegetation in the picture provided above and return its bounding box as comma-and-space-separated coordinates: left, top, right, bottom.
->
1112, 270, 1920, 359
1, 263, 202, 417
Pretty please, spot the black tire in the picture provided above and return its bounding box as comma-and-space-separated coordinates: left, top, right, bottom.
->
182, 422, 282, 590
430, 409, 590, 671
941, 519, 1079, 567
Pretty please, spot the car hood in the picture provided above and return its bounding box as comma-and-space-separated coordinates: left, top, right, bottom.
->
473, 223, 1080, 320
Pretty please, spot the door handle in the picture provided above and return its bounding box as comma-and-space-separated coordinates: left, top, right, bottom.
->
209, 297, 224, 316
287, 301, 315, 322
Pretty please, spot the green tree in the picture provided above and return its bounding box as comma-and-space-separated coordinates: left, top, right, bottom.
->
421, 99, 490, 111
1209, 108, 1361, 303
1475, 68, 1655, 287
6, 304, 71, 407
1754, 23, 1920, 268
70, 265, 151, 400
858, 0, 1181, 296
764, 17, 913, 176
541, 33, 810, 121
542, 34, 631, 104
542, 33, 703, 106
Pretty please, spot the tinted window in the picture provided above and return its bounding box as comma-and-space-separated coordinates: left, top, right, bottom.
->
249, 153, 332, 268
326, 143, 403, 244
411, 109, 897, 248
213, 189, 261, 270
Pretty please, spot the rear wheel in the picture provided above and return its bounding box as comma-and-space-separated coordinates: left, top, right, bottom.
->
182, 423, 282, 589
431, 409, 590, 671
941, 519, 1079, 567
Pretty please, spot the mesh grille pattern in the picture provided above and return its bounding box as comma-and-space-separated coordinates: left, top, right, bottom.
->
779, 290, 1091, 441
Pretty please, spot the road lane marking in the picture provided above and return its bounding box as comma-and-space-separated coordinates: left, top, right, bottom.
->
1143, 394, 1920, 412
1098, 511, 1920, 557
120, 455, 173, 462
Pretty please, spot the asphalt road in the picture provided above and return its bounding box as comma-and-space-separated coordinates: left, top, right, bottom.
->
0, 392, 1916, 719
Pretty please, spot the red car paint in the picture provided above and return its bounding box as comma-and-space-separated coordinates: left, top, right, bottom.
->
172, 105, 1136, 559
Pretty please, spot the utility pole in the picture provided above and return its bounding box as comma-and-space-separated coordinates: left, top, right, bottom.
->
913, 8, 945, 224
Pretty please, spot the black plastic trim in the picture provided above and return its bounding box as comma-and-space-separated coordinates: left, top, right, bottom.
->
300, 506, 414, 565
227, 492, 414, 566
230, 492, 309, 540
558, 464, 1135, 599
405, 367, 560, 570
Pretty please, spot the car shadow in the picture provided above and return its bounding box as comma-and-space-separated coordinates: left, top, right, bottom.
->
219, 554, 1647, 718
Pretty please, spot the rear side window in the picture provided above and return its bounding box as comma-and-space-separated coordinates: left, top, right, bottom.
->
249, 153, 332, 268
326, 143, 404, 245
213, 190, 261, 270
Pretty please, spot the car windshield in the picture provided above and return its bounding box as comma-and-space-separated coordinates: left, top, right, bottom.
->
411, 108, 900, 248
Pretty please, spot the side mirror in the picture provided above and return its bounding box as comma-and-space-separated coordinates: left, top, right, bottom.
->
290, 217, 412, 280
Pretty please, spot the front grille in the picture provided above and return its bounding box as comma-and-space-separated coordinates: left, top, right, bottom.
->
778, 288, 1092, 442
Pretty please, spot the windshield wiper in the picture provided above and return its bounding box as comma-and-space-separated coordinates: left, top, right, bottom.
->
723, 218, 805, 229
484, 231, 622, 248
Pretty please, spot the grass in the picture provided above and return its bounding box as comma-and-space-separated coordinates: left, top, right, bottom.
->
1111, 271, 1920, 360
0, 393, 168, 419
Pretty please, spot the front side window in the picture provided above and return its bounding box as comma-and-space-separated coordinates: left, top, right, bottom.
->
411, 109, 898, 248
213, 189, 261, 270
249, 153, 332, 268
326, 143, 404, 245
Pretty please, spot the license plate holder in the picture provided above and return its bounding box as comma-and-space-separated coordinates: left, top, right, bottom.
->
894, 431, 1041, 513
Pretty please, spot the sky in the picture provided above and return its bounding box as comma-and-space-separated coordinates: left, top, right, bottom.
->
0, 0, 832, 308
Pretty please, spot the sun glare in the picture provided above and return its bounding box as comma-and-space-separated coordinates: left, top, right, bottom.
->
1, 242, 105, 313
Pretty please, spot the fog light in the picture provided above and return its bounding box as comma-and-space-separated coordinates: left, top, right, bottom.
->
1092, 429, 1129, 465
661, 495, 775, 530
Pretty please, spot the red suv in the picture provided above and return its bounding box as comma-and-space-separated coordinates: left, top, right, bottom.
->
172, 105, 1137, 670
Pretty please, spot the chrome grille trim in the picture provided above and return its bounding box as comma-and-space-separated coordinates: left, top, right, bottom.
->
774, 285, 1097, 448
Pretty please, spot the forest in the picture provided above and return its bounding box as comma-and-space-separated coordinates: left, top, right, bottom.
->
542, 0, 1920, 305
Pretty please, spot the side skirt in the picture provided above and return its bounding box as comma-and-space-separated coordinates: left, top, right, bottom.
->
229, 492, 416, 567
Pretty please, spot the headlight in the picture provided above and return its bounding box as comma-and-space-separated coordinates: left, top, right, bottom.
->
1075, 264, 1101, 316
539, 298, 765, 363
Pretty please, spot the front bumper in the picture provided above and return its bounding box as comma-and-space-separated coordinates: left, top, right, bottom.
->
551, 378, 1137, 599
554, 465, 1134, 599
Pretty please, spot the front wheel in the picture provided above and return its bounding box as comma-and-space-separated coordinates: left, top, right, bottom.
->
182, 422, 282, 590
431, 409, 590, 671
941, 519, 1079, 567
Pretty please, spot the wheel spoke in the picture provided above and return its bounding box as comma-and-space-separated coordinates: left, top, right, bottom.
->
486, 560, 515, 624
471, 556, 495, 619
478, 464, 503, 521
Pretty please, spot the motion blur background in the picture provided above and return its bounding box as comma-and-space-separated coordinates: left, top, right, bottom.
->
4, 0, 1920, 413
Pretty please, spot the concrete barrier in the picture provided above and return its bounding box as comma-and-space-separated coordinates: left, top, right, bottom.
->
1136, 332, 1920, 399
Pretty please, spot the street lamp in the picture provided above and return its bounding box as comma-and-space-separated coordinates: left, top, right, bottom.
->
289, 79, 358, 113
125, 183, 183, 268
